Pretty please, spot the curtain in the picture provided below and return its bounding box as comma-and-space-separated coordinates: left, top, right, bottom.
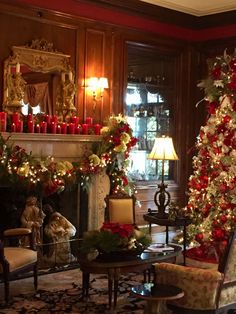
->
23, 82, 52, 114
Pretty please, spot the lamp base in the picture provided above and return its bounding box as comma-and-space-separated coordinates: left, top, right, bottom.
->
154, 182, 171, 219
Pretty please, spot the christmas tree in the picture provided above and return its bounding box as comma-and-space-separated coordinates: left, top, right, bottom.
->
187, 50, 236, 260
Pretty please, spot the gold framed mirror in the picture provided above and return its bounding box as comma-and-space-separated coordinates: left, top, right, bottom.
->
3, 38, 76, 120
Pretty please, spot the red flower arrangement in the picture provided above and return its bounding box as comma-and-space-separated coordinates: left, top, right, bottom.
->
82, 222, 151, 254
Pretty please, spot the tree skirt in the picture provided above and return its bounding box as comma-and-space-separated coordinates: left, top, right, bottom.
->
185, 247, 218, 269
0, 270, 145, 313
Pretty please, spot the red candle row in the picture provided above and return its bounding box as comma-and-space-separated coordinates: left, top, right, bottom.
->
0, 112, 101, 135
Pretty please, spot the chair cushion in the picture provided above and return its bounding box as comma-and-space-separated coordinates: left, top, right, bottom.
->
0, 247, 37, 273
109, 199, 134, 223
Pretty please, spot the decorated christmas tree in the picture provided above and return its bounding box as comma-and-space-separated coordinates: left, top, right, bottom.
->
187, 50, 236, 260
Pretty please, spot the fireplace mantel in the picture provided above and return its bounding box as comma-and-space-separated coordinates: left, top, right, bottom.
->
4, 133, 102, 162
2, 132, 110, 231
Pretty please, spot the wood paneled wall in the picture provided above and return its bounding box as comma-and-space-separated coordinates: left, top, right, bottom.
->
0, 0, 236, 207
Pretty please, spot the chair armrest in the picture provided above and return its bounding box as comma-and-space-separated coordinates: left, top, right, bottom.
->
154, 262, 223, 310
3, 228, 32, 237
3, 228, 35, 250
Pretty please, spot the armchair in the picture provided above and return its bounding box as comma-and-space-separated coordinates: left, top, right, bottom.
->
104, 193, 136, 224
153, 231, 236, 313
0, 228, 38, 303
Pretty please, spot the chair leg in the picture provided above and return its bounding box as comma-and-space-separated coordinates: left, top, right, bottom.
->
3, 267, 10, 303
34, 263, 38, 290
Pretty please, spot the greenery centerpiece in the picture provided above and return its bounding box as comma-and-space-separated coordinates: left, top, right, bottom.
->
81, 222, 151, 261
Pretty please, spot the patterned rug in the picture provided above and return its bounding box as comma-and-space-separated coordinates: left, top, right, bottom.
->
0, 269, 146, 313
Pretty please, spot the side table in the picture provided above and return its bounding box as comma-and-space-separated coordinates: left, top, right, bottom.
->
143, 212, 192, 265
131, 283, 184, 314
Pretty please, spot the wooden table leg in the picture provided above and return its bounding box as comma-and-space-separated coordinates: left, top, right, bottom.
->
82, 272, 90, 300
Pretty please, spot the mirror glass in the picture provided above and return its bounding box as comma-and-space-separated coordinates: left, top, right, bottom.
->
3, 39, 76, 120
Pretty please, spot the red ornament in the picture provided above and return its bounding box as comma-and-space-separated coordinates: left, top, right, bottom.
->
195, 233, 204, 243
229, 59, 236, 71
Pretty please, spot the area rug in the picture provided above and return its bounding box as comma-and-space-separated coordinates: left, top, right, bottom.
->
0, 269, 146, 313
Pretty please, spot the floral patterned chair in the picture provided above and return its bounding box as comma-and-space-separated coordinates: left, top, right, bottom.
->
153, 231, 236, 313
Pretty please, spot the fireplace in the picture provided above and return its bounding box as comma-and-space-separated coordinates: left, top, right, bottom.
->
1, 133, 110, 237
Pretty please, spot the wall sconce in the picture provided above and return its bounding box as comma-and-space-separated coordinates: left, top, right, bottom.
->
87, 76, 109, 111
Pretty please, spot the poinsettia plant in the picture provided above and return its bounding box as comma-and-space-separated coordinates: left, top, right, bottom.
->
81, 222, 151, 254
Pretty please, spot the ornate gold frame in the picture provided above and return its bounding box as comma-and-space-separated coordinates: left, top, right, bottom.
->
3, 38, 76, 118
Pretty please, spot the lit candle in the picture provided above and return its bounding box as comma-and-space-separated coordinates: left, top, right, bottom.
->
40, 121, 47, 133
16, 62, 20, 73
27, 114, 33, 122
51, 115, 58, 123
61, 122, 67, 134
12, 112, 19, 124
35, 124, 40, 133
50, 122, 57, 134
28, 121, 34, 133
85, 117, 93, 125
75, 125, 81, 134
11, 123, 16, 133
16, 120, 23, 133
82, 123, 89, 135
44, 114, 51, 124
57, 124, 61, 134
69, 123, 75, 134
71, 116, 79, 124
94, 124, 101, 135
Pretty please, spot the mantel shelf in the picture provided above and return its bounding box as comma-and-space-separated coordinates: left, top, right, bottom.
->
2, 132, 102, 162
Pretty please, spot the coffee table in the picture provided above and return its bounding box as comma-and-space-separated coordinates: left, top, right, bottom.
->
78, 243, 181, 309
131, 283, 184, 314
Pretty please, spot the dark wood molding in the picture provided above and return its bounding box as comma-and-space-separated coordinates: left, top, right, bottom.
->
78, 0, 236, 29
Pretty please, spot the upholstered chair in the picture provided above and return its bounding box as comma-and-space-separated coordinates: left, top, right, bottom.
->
0, 228, 38, 303
153, 231, 236, 313
104, 193, 136, 225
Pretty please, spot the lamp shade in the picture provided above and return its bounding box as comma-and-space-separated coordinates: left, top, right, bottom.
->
98, 77, 109, 89
148, 136, 178, 161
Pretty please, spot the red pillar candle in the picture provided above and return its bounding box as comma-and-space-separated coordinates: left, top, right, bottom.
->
75, 125, 81, 134
28, 121, 34, 133
61, 122, 67, 134
50, 122, 57, 134
16, 120, 23, 133
11, 123, 16, 132
71, 116, 79, 124
57, 124, 61, 134
94, 124, 101, 135
35, 124, 40, 133
12, 112, 19, 124
44, 114, 51, 124
0, 119, 6, 132
82, 123, 89, 135
51, 115, 58, 123
27, 113, 33, 122
85, 117, 93, 125
40, 121, 47, 133
69, 123, 75, 134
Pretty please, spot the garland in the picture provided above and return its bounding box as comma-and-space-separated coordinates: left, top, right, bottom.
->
0, 114, 138, 197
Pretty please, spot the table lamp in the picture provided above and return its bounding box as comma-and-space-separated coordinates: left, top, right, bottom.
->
148, 136, 178, 218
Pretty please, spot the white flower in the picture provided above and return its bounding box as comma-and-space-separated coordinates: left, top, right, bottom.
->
89, 154, 101, 166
